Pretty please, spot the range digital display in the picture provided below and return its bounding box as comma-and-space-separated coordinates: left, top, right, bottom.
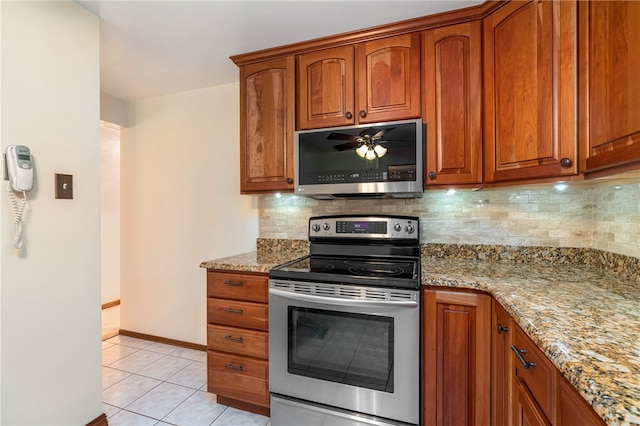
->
336, 221, 386, 234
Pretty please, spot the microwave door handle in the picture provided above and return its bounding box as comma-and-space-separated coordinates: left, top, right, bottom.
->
269, 288, 418, 309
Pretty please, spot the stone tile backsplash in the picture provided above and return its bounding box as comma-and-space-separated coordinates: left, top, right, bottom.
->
258, 180, 640, 259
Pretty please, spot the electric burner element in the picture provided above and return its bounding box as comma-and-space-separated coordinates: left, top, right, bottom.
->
345, 261, 412, 277
309, 259, 334, 272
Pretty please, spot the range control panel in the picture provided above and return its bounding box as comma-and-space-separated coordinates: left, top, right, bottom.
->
309, 215, 419, 240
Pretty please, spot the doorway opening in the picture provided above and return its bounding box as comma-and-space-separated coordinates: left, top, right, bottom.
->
100, 121, 121, 340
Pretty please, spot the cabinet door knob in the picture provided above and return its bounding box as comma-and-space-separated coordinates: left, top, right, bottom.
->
498, 324, 509, 334
428, 171, 437, 180
345, 112, 353, 119
359, 110, 367, 118
560, 157, 573, 168
286, 177, 293, 185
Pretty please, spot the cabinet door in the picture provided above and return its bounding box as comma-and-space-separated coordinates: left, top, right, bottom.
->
558, 375, 605, 426
492, 300, 513, 426
484, 0, 577, 183
296, 45, 355, 129
423, 21, 482, 186
357, 33, 422, 124
423, 289, 491, 426
512, 325, 557, 422
514, 379, 552, 426
240, 57, 295, 193
579, 1, 640, 175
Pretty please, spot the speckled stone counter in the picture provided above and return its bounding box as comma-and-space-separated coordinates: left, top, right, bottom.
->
198, 238, 308, 273
422, 259, 640, 426
200, 240, 640, 425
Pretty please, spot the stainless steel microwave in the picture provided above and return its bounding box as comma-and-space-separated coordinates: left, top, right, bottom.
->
294, 118, 424, 199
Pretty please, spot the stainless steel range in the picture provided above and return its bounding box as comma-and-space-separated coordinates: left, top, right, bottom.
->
269, 215, 421, 426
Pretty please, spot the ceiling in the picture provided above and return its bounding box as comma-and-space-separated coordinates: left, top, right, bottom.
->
76, 1, 482, 102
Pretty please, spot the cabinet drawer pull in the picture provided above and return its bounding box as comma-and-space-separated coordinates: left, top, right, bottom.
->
223, 308, 243, 314
224, 363, 244, 371
224, 280, 243, 286
498, 323, 509, 334
224, 335, 244, 343
511, 345, 537, 369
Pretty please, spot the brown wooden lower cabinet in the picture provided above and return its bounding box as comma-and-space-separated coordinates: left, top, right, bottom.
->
494, 300, 605, 426
558, 374, 606, 426
206, 270, 270, 416
428, 293, 605, 426
514, 378, 552, 426
492, 299, 513, 426
423, 288, 491, 426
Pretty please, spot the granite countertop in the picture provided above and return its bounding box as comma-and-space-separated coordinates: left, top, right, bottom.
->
421, 259, 640, 426
199, 250, 303, 273
199, 238, 309, 273
200, 244, 640, 425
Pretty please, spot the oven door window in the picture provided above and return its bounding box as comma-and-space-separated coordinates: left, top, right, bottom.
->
288, 307, 394, 393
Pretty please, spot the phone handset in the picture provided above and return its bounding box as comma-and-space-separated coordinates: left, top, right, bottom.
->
4, 145, 34, 249
6, 145, 34, 192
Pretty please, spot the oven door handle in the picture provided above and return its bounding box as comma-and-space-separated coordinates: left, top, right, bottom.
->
269, 288, 419, 309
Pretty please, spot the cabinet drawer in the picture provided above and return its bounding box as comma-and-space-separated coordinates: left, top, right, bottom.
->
207, 351, 269, 406
207, 271, 268, 303
207, 324, 268, 359
512, 326, 556, 422
208, 298, 268, 331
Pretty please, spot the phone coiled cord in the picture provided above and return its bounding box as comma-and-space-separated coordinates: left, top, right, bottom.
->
8, 184, 28, 249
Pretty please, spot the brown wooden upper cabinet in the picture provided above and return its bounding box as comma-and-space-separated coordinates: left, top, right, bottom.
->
296, 33, 421, 130
239, 57, 295, 193
483, 0, 577, 183
423, 21, 483, 187
579, 1, 640, 176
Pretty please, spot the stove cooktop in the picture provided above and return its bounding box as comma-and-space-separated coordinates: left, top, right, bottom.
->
270, 255, 420, 290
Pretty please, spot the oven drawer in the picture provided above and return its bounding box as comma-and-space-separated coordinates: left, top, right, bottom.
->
208, 298, 268, 331
207, 324, 268, 359
512, 325, 556, 421
207, 351, 269, 406
207, 271, 268, 303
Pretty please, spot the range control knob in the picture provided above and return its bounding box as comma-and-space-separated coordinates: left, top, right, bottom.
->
394, 223, 403, 232
406, 224, 415, 234
312, 224, 321, 232
323, 222, 331, 231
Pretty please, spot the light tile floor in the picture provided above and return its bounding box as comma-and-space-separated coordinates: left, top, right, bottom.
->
103, 335, 271, 426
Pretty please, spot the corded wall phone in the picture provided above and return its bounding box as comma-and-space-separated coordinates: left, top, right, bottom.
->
4, 145, 34, 249
6, 145, 34, 192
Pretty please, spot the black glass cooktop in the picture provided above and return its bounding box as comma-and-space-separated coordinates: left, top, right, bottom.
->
270, 255, 420, 290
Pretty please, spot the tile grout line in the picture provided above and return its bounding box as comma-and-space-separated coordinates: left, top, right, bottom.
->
103, 338, 215, 424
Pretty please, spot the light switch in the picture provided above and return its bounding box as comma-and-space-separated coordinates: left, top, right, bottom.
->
55, 173, 73, 199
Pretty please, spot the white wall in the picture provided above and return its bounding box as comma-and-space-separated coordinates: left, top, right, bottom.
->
0, 1, 102, 424
101, 124, 121, 304
101, 92, 129, 127
121, 82, 259, 345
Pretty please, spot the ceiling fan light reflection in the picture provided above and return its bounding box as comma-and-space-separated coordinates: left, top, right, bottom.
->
356, 144, 368, 157
374, 144, 387, 157
365, 149, 376, 160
